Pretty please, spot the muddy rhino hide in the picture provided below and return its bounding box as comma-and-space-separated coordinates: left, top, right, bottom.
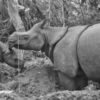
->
0, 42, 24, 70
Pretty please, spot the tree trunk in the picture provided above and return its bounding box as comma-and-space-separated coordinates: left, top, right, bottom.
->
7, 0, 25, 61
7, 0, 25, 31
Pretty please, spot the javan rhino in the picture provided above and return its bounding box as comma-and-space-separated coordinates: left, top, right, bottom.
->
0, 41, 24, 70
8, 20, 100, 90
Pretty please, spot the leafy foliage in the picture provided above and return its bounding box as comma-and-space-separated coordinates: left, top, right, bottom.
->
0, 0, 100, 40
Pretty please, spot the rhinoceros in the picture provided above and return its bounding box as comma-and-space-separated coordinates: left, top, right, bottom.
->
8, 20, 100, 90
0, 41, 24, 70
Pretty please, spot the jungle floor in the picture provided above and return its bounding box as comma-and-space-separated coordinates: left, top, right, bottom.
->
0, 51, 100, 100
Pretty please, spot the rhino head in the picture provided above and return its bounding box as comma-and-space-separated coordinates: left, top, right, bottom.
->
8, 19, 67, 53
8, 20, 47, 51
0, 42, 24, 70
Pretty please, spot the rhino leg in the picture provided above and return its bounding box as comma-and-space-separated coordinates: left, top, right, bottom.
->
53, 51, 88, 90
57, 72, 77, 90
53, 49, 88, 90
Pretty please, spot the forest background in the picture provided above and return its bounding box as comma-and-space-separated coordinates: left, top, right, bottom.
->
0, 0, 100, 43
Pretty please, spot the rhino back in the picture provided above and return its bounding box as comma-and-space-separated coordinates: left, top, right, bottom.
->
53, 25, 87, 77
78, 23, 100, 81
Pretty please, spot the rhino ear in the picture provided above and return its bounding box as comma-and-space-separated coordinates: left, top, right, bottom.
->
34, 19, 49, 30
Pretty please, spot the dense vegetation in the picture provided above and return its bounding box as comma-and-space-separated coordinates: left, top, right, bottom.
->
0, 0, 100, 42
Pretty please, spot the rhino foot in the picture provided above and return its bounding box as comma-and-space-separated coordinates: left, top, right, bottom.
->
57, 72, 88, 90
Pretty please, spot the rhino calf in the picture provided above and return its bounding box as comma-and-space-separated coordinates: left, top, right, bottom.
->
8, 20, 100, 90
0, 41, 24, 71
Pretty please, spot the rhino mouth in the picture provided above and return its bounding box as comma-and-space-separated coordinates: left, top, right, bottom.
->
8, 40, 16, 49
8, 41, 25, 49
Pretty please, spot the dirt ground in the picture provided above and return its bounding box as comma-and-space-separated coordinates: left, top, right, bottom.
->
0, 51, 100, 100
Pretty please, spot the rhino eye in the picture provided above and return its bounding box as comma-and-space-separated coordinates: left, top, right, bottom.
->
34, 36, 38, 39
18, 35, 29, 40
